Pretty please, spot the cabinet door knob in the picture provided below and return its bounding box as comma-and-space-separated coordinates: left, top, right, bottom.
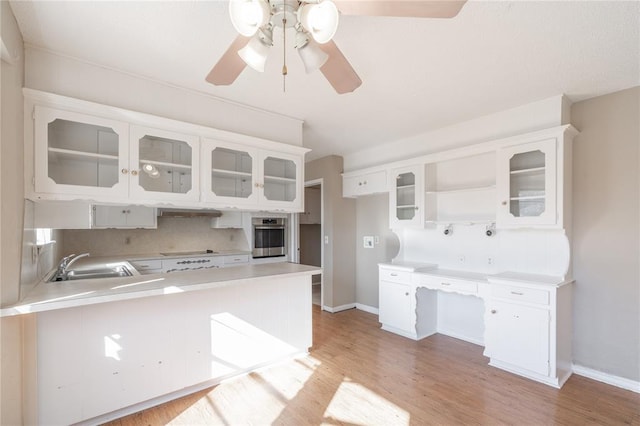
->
405, 292, 409, 296
358, 182, 362, 186
121, 168, 129, 175
501, 201, 507, 206
414, 206, 419, 210
363, 181, 367, 185
131, 170, 138, 176
491, 309, 497, 314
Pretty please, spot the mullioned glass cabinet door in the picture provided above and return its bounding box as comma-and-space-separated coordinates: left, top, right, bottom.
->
129, 126, 200, 202
34, 106, 129, 197
389, 165, 424, 229
497, 139, 557, 226
201, 139, 259, 207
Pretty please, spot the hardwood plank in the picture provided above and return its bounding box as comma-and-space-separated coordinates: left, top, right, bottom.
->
104, 306, 640, 425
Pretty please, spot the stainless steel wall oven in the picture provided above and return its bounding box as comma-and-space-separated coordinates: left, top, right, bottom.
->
252, 217, 286, 258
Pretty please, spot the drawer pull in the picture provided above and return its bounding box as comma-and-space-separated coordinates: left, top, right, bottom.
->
510, 291, 524, 296
390, 273, 398, 277
491, 309, 497, 314
441, 282, 451, 286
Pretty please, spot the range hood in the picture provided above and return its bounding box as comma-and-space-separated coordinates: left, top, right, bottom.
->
157, 208, 222, 218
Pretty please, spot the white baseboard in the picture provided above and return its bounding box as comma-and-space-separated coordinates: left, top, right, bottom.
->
322, 303, 356, 313
573, 364, 640, 393
355, 303, 379, 315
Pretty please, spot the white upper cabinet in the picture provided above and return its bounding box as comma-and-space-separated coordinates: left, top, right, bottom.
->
201, 139, 304, 212
34, 106, 130, 198
343, 169, 388, 198
27, 91, 308, 212
129, 125, 200, 203
92, 205, 157, 229
202, 140, 259, 207
389, 165, 424, 229
497, 139, 557, 227
260, 150, 302, 211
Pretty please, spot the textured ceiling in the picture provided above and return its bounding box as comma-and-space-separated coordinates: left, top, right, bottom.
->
9, 1, 640, 161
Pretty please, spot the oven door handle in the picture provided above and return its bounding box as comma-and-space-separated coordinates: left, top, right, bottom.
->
254, 226, 285, 230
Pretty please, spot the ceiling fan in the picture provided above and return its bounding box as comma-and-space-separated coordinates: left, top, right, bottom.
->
205, 0, 467, 94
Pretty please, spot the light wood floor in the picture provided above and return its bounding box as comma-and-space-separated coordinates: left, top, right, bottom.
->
106, 306, 640, 425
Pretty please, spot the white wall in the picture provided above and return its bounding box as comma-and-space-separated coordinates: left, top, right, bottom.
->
305, 156, 356, 310
24, 47, 303, 147
344, 95, 569, 172
0, 2, 24, 423
571, 86, 639, 382
355, 194, 399, 309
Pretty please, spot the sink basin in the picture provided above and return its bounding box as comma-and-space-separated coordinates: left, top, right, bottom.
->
49, 265, 133, 282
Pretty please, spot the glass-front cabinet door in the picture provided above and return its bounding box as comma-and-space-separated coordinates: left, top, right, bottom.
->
201, 139, 258, 206
129, 126, 200, 202
497, 139, 557, 226
389, 165, 424, 229
34, 106, 129, 197
259, 151, 302, 211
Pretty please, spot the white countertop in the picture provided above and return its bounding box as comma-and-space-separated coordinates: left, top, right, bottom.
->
414, 268, 490, 282
1, 262, 321, 317
378, 261, 438, 272
380, 261, 570, 287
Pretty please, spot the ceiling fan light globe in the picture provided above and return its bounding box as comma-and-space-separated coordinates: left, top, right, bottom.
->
229, 0, 270, 37
298, 38, 329, 73
299, 0, 339, 44
238, 35, 271, 72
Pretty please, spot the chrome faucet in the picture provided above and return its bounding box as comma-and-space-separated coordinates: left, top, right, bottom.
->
53, 253, 90, 281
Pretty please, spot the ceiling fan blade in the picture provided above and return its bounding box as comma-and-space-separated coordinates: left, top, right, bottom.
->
333, 0, 467, 18
319, 40, 362, 94
205, 35, 251, 86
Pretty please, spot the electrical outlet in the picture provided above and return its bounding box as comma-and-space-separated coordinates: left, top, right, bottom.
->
363, 236, 374, 248
487, 257, 493, 265
324, 235, 329, 244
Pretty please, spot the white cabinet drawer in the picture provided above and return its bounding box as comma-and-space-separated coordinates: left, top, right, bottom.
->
491, 284, 550, 306
223, 254, 249, 266
129, 259, 162, 272
379, 268, 411, 284
416, 275, 478, 296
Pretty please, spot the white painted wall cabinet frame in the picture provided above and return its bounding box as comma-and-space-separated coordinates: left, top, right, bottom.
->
34, 106, 130, 198
344, 125, 576, 231
25, 89, 309, 212
200, 139, 260, 208
129, 125, 201, 203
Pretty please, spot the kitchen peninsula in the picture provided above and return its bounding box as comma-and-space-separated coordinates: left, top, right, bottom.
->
2, 261, 319, 425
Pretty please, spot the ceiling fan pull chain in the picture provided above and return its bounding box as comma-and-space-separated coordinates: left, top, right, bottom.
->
282, 15, 288, 92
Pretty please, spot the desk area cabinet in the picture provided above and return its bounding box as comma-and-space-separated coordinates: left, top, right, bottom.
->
378, 264, 573, 388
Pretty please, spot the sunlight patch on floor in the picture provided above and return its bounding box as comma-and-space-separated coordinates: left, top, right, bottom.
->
166, 356, 318, 425
322, 378, 410, 426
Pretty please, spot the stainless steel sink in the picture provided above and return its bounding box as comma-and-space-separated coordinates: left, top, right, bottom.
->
49, 265, 133, 281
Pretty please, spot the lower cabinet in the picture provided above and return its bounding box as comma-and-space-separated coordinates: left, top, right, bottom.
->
378, 266, 573, 388
485, 300, 550, 376
484, 278, 573, 388
379, 280, 413, 334
378, 266, 417, 338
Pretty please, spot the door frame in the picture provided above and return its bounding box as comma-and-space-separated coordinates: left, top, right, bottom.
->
297, 178, 324, 309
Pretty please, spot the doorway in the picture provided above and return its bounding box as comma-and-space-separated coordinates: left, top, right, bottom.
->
299, 180, 323, 307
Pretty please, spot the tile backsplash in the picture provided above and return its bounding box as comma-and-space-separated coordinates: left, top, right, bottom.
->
61, 217, 249, 258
